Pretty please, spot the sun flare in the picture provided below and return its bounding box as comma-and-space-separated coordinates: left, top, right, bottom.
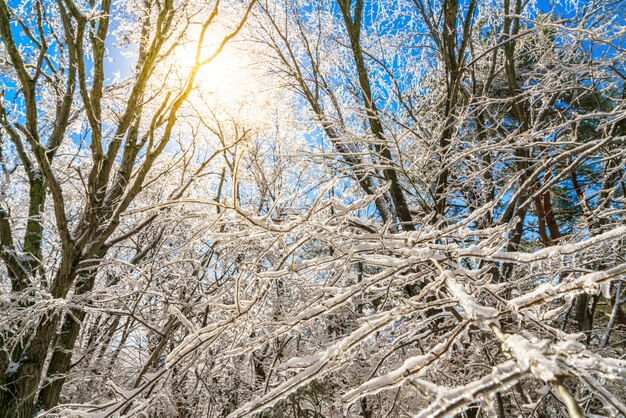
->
171, 25, 275, 130
173, 25, 252, 97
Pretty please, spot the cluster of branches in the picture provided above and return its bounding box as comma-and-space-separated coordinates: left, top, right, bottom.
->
0, 0, 625, 417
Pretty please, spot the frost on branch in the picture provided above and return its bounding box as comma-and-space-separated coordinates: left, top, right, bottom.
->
0, 0, 625, 417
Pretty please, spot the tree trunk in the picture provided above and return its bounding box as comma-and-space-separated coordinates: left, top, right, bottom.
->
36, 270, 97, 413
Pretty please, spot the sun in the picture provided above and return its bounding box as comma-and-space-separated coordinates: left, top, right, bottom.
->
172, 23, 252, 97
181, 44, 244, 93
170, 23, 281, 133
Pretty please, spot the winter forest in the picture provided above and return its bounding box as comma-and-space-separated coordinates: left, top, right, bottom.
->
1, 0, 625, 416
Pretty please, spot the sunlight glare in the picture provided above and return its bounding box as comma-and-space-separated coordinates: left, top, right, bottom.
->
175, 25, 251, 101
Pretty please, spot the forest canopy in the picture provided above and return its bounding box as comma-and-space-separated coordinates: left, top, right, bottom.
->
0, 0, 625, 417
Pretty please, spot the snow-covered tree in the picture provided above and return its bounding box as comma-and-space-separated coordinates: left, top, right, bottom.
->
1, 0, 624, 417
